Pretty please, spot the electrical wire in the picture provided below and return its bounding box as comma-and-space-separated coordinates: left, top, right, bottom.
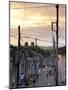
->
20, 34, 64, 45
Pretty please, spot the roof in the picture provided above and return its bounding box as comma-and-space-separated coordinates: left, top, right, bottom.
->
58, 46, 66, 55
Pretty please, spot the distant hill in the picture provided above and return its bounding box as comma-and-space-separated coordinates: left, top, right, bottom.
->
40, 46, 52, 51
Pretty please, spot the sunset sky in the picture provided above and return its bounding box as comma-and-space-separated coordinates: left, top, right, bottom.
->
10, 1, 66, 47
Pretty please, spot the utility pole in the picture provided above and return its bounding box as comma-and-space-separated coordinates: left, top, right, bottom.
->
55, 4, 59, 86
17, 25, 21, 88
51, 22, 55, 67
35, 38, 37, 47
53, 36, 55, 65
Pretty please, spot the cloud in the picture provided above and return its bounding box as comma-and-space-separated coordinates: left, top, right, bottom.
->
10, 2, 65, 46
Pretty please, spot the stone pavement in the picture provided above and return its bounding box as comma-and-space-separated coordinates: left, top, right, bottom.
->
34, 66, 55, 87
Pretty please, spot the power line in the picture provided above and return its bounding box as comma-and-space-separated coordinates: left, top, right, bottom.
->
21, 34, 64, 45
11, 4, 65, 10
10, 34, 65, 46
10, 29, 52, 36
11, 5, 56, 9
10, 26, 65, 38
59, 30, 65, 40
10, 35, 18, 39
10, 31, 65, 46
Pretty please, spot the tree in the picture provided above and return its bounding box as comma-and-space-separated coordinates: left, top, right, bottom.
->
30, 42, 34, 47
24, 42, 29, 48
